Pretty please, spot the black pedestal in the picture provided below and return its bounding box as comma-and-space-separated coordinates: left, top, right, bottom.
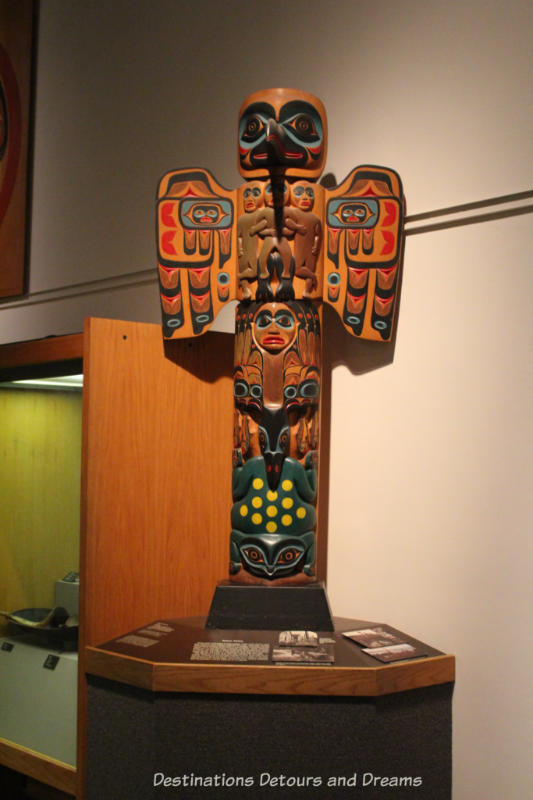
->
87, 677, 452, 800
205, 580, 334, 630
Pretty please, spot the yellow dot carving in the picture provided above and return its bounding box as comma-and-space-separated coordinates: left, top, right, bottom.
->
251, 512, 262, 525
296, 507, 306, 519
281, 479, 293, 491
266, 490, 278, 501
281, 514, 293, 526
266, 521, 277, 533
266, 505, 278, 517
240, 505, 248, 516
253, 478, 264, 490
252, 496, 263, 508
281, 497, 293, 509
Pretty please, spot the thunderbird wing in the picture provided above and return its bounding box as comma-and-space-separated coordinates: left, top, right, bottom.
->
156, 168, 237, 338
323, 166, 404, 341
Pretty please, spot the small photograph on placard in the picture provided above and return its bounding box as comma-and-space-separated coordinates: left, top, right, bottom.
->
361, 643, 427, 663
137, 628, 166, 638
116, 634, 158, 648
147, 622, 174, 633
342, 627, 406, 648
278, 630, 318, 647
272, 645, 334, 664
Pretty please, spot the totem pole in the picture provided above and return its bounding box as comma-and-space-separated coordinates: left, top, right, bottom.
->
156, 88, 404, 587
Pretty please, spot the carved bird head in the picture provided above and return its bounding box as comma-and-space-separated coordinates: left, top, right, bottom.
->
237, 88, 327, 180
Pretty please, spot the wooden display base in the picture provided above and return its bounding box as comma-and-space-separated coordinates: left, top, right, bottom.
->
85, 616, 454, 799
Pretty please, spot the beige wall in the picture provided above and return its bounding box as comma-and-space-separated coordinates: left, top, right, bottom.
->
0, 1, 531, 797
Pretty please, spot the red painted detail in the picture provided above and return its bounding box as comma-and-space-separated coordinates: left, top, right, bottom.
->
192, 291, 210, 302
378, 266, 396, 276
191, 268, 209, 278
263, 335, 284, 345
161, 231, 177, 255
380, 231, 395, 255
362, 186, 377, 196
375, 295, 394, 309
383, 201, 397, 226
158, 263, 177, 274
308, 144, 322, 155
183, 187, 201, 197
160, 202, 177, 228
353, 268, 367, 277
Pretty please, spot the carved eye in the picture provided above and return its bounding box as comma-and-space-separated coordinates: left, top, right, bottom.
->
252, 187, 261, 197
258, 428, 267, 450
278, 427, 290, 452
255, 311, 273, 329
234, 380, 249, 398
299, 380, 319, 399
294, 186, 305, 197
249, 384, 263, 399
288, 114, 316, 136
243, 115, 264, 140
277, 548, 301, 564
274, 311, 294, 329
284, 385, 298, 399
243, 547, 265, 563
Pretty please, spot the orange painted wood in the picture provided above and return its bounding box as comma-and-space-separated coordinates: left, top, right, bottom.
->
85, 645, 455, 698
0, 737, 77, 796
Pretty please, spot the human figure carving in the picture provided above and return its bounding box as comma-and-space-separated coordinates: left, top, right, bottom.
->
290, 180, 322, 296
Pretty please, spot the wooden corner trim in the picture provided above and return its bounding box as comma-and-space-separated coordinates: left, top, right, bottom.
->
0, 736, 77, 795
85, 646, 455, 697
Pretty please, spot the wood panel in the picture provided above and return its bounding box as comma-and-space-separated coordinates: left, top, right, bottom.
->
80, 318, 234, 647
85, 646, 455, 698
0, 738, 76, 796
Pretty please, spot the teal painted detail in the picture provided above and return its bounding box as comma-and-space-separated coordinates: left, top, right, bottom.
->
230, 455, 317, 579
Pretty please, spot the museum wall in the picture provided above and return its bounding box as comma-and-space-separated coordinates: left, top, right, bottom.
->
0, 388, 81, 633
0, 1, 531, 798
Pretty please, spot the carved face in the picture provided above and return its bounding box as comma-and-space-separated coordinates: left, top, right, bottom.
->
252, 303, 297, 352
290, 181, 315, 211
265, 180, 289, 208
243, 181, 264, 212
238, 88, 327, 179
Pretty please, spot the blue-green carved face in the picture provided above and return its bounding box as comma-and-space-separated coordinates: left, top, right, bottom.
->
230, 532, 315, 579
240, 534, 306, 578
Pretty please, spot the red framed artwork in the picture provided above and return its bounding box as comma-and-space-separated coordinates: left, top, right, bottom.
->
0, 0, 34, 299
